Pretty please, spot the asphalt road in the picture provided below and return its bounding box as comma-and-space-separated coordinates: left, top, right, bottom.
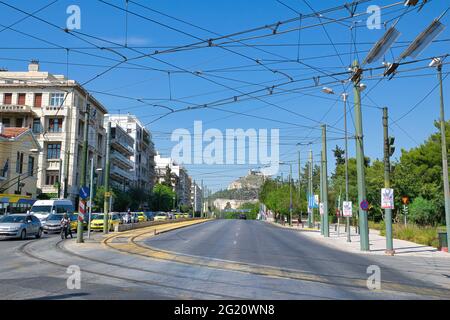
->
1, 220, 450, 299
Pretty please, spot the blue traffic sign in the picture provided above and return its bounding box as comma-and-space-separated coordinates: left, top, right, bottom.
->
360, 200, 369, 211
79, 187, 90, 200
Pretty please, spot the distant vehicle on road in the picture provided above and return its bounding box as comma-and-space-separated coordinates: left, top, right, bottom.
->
42, 213, 64, 234
29, 199, 74, 222
135, 212, 147, 223
90, 213, 121, 231
154, 212, 168, 221
0, 214, 42, 240
144, 211, 155, 221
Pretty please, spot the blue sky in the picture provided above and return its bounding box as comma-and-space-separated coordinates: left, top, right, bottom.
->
0, 0, 449, 191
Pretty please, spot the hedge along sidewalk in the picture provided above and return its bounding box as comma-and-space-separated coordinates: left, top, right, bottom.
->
267, 220, 450, 258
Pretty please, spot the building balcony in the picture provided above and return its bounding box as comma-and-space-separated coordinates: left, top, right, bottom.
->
111, 138, 134, 156
40, 105, 68, 116
110, 150, 133, 170
110, 165, 134, 182
0, 104, 36, 115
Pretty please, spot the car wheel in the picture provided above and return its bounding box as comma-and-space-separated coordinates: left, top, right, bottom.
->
20, 229, 26, 240
35, 228, 42, 239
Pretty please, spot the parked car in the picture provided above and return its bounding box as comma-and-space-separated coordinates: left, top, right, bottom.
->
135, 212, 147, 223
0, 214, 43, 240
144, 211, 155, 221
154, 212, 168, 221
90, 213, 121, 231
29, 199, 74, 222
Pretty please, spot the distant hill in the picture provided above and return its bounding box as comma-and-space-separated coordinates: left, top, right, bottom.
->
211, 170, 265, 201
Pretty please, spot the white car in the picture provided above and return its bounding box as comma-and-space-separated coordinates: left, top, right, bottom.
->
29, 199, 74, 223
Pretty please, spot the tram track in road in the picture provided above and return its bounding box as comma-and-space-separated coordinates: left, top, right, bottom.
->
103, 221, 450, 299
16, 236, 244, 299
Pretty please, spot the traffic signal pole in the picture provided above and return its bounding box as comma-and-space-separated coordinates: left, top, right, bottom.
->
343, 93, 351, 242
383, 107, 395, 255
319, 151, 323, 235
352, 60, 369, 251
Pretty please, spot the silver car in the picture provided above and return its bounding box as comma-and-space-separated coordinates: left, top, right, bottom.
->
0, 214, 43, 240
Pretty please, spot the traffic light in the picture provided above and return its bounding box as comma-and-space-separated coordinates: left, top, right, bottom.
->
388, 136, 395, 157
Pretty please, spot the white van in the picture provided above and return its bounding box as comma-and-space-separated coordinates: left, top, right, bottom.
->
29, 199, 74, 222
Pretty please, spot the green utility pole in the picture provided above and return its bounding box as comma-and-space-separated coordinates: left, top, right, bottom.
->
342, 93, 351, 242
352, 60, 369, 251
77, 102, 90, 243
383, 107, 395, 255
103, 121, 111, 234
308, 149, 313, 228
322, 125, 329, 237
298, 151, 302, 223
58, 159, 62, 198
319, 151, 323, 235
289, 163, 293, 226
63, 151, 70, 199
201, 179, 204, 218
437, 63, 450, 251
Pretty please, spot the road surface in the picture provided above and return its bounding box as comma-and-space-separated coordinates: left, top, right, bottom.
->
1, 220, 449, 299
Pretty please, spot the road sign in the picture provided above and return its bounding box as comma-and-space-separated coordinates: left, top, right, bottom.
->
360, 200, 369, 211
343, 201, 352, 217
381, 188, 394, 209
319, 203, 324, 215
79, 186, 90, 200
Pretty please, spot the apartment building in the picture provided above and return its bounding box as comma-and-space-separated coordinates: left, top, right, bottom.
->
0, 125, 41, 198
107, 114, 156, 191
0, 61, 107, 203
155, 154, 192, 207
105, 116, 135, 191
190, 180, 202, 214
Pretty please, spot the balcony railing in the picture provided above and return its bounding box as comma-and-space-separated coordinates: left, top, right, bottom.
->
110, 151, 133, 169
110, 165, 134, 181
111, 138, 134, 155
0, 104, 34, 113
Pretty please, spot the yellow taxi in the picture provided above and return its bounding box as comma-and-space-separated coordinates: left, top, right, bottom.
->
175, 212, 184, 219
90, 213, 121, 231
70, 213, 87, 231
154, 212, 168, 221
136, 212, 148, 223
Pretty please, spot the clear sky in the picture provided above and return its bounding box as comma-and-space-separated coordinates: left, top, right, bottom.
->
0, 0, 449, 191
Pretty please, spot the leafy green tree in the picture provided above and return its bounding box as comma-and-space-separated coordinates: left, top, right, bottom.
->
409, 197, 439, 226
151, 183, 176, 212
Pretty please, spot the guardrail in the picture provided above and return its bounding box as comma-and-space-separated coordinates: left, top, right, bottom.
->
115, 217, 204, 232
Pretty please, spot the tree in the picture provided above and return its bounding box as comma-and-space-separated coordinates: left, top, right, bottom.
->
333, 145, 345, 166
409, 197, 439, 226
151, 183, 176, 212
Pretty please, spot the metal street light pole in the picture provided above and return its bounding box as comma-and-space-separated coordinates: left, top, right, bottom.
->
436, 60, 450, 251
383, 107, 395, 255
342, 93, 351, 242
322, 124, 329, 237
352, 60, 369, 251
289, 163, 293, 226
103, 121, 111, 234
77, 102, 90, 243
308, 149, 313, 228
88, 158, 94, 239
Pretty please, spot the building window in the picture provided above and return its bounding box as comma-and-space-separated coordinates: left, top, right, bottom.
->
1, 118, 10, 127
3, 93, 12, 104
16, 118, 24, 127
45, 171, 59, 186
47, 143, 61, 159
78, 120, 84, 137
50, 93, 65, 106
17, 93, 26, 105
16, 152, 23, 174
28, 156, 34, 176
34, 93, 42, 107
32, 118, 42, 134
48, 118, 63, 133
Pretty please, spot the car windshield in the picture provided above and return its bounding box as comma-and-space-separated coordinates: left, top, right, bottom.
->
47, 214, 64, 221
157, 213, 166, 216
92, 214, 104, 220
0, 215, 26, 223
30, 205, 53, 214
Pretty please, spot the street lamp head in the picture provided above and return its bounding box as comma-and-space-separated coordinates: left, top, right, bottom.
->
429, 57, 442, 68
358, 83, 367, 91
341, 93, 348, 101
322, 87, 335, 95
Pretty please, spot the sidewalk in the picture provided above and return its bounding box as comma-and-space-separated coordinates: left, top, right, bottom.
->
269, 220, 450, 258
